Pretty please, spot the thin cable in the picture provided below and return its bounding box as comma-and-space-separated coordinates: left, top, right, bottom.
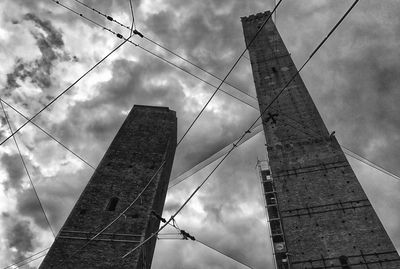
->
168, 123, 263, 188
1, 101, 56, 238
1, 248, 49, 269
128, 0, 136, 34
14, 253, 48, 269
123, 0, 361, 257
0, 98, 95, 170
143, 36, 257, 100
196, 239, 254, 269
342, 146, 400, 181
70, 0, 257, 101
160, 220, 254, 269
72, 0, 130, 31
0, 19, 133, 147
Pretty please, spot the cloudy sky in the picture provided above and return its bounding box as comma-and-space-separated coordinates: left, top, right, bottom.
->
0, 0, 399, 268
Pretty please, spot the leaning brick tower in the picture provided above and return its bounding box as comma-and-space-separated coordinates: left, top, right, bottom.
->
39, 105, 177, 268
242, 11, 400, 269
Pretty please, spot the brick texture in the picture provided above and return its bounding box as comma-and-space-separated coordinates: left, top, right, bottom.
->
39, 105, 177, 269
242, 11, 400, 269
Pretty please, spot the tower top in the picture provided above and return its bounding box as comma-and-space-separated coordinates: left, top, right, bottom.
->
240, 10, 271, 22
133, 104, 171, 111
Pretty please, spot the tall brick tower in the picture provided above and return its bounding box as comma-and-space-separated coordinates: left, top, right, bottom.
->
39, 105, 177, 268
242, 11, 400, 269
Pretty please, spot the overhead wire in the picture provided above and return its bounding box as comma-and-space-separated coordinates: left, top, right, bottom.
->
157, 217, 255, 269
1, 248, 49, 269
168, 123, 263, 189
13, 253, 48, 269
0, 100, 56, 238
128, 0, 136, 34
42, 1, 281, 265
37, 0, 398, 191
67, 0, 400, 184
0, 98, 95, 169
53, 0, 258, 112
196, 239, 255, 269
122, 0, 361, 258
123, 1, 285, 258
41, 0, 390, 266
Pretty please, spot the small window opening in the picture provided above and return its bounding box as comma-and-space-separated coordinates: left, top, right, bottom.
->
79, 209, 87, 215
272, 67, 277, 73
106, 197, 119, 211
339, 255, 351, 269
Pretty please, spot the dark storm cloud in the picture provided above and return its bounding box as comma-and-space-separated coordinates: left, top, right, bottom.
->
2, 213, 36, 263
3, 12, 70, 100
1, 153, 25, 191
24, 13, 64, 48
2, 0, 400, 268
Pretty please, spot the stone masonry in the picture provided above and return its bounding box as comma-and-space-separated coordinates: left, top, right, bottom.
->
39, 105, 177, 269
242, 11, 400, 269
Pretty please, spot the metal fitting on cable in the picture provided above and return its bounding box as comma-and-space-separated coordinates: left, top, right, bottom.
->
180, 230, 195, 241
151, 210, 166, 223
133, 29, 144, 38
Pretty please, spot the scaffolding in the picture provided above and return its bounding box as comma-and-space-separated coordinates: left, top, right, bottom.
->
256, 160, 290, 269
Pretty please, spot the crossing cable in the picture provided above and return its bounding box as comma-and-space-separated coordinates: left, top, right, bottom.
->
49, 0, 362, 264
122, 0, 361, 258
19, 0, 389, 188
41, 0, 396, 188
0, 30, 133, 147
52, 0, 257, 111
13, 253, 48, 269
5, 2, 258, 267
196, 239, 255, 269
1, 247, 49, 269
128, 0, 136, 35
70, 0, 257, 101
52, 0, 380, 186
0, 98, 95, 169
43, 4, 255, 265
168, 123, 263, 189
0, 101, 56, 238
154, 216, 254, 269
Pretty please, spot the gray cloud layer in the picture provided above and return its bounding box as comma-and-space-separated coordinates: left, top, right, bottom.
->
0, 0, 399, 268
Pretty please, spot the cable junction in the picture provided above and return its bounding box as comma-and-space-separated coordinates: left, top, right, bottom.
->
22, 0, 395, 267
0, 101, 56, 238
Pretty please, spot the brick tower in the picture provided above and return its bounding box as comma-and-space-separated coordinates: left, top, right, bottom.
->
242, 11, 400, 269
39, 105, 177, 268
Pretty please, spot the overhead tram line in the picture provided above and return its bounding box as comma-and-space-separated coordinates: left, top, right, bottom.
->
121, 0, 362, 259
70, 0, 257, 102
64, 0, 400, 184
8, 0, 396, 268
40, 1, 283, 267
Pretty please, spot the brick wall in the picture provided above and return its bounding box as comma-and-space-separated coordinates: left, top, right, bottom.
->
39, 105, 177, 269
242, 11, 400, 269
